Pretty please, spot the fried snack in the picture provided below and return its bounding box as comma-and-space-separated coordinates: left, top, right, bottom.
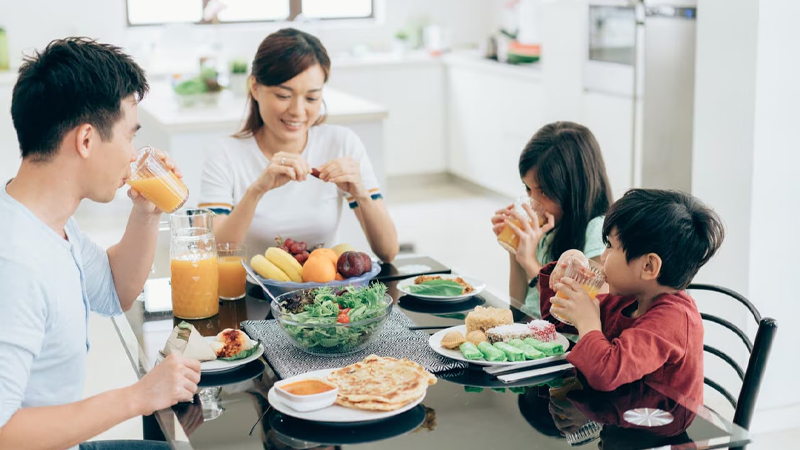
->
414, 275, 475, 294
327, 355, 436, 411
440, 330, 466, 350
465, 306, 513, 334
466, 330, 488, 345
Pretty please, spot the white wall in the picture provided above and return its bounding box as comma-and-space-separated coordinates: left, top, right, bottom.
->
0, 0, 496, 72
693, 0, 800, 433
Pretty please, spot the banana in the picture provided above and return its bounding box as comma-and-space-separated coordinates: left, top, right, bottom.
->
250, 254, 290, 282
265, 247, 304, 283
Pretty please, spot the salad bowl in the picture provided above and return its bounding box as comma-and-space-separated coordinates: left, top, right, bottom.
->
271, 284, 393, 357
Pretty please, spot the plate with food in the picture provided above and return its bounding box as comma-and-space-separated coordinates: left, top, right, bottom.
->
160, 323, 263, 374
267, 355, 436, 424
396, 274, 485, 302
428, 306, 569, 367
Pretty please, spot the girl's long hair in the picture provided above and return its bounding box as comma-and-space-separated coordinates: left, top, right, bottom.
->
236, 28, 330, 138
518, 122, 613, 262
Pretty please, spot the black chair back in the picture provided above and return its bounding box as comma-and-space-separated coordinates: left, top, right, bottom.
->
687, 283, 778, 430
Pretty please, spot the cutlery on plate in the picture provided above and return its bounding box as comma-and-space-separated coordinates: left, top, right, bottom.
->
482, 353, 570, 375
497, 362, 574, 383
241, 261, 279, 303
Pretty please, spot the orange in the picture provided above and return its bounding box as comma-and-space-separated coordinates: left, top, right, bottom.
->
335, 272, 345, 281
302, 256, 337, 283
309, 248, 338, 266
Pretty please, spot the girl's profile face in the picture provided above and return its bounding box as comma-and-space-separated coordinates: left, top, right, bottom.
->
522, 169, 563, 225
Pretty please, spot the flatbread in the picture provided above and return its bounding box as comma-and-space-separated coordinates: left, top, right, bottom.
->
326, 355, 436, 411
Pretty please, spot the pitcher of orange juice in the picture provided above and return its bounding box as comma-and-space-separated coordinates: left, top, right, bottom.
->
169, 209, 219, 320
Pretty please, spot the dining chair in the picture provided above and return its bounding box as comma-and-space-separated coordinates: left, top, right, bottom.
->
688, 283, 778, 430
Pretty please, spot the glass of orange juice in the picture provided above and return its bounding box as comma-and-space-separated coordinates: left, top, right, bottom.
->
170, 209, 219, 320
217, 243, 247, 301
551, 257, 606, 325
128, 146, 189, 213
497, 195, 548, 254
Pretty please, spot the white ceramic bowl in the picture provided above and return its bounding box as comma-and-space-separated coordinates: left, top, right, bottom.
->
274, 378, 339, 412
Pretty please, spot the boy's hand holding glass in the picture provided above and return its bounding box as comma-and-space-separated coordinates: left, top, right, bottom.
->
552, 276, 602, 333
549, 250, 590, 290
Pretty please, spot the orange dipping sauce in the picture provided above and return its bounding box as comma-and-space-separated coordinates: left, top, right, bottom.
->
280, 379, 336, 396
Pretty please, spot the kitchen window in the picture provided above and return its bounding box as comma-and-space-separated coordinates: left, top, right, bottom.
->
126, 0, 374, 26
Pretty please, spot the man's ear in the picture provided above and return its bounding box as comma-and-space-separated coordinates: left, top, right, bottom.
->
640, 253, 662, 282
74, 123, 94, 159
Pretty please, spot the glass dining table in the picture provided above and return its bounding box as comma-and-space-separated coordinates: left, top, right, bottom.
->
111, 255, 751, 450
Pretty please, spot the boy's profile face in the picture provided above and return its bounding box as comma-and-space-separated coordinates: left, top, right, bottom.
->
602, 229, 643, 296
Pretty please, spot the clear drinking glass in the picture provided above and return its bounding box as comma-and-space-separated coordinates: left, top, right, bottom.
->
217, 243, 247, 301
497, 195, 548, 254
128, 146, 189, 213
169, 209, 219, 320
551, 257, 606, 325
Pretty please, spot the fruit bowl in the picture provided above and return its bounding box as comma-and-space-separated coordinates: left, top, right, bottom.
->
246, 258, 382, 298
270, 288, 393, 356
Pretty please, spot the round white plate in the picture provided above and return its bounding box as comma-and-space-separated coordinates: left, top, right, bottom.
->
201, 337, 263, 373
396, 275, 486, 302
428, 324, 570, 367
267, 368, 426, 423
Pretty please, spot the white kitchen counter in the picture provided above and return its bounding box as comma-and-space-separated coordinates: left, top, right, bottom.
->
442, 51, 543, 82
138, 83, 387, 134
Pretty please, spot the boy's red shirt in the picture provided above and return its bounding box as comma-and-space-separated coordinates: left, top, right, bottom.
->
538, 262, 704, 404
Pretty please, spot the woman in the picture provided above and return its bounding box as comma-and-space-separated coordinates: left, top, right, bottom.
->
199, 28, 398, 262
491, 122, 612, 319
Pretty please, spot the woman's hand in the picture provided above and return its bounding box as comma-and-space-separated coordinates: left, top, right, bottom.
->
505, 203, 555, 278
318, 156, 368, 199
251, 152, 311, 194
129, 149, 183, 215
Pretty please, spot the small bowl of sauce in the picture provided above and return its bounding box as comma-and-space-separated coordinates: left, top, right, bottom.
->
274, 378, 338, 412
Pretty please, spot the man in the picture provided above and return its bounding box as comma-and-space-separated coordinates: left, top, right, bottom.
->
0, 38, 200, 450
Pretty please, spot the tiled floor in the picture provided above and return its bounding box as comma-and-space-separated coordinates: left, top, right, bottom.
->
79, 176, 800, 446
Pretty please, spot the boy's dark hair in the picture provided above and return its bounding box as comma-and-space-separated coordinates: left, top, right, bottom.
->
11, 37, 148, 161
602, 189, 725, 290
519, 121, 613, 261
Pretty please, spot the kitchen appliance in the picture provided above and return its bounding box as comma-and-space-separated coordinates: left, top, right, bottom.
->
584, 0, 698, 192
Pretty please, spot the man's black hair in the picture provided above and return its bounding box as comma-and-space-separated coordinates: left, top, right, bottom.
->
11, 37, 148, 161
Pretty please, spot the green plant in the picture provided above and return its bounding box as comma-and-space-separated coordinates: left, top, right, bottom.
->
230, 59, 248, 75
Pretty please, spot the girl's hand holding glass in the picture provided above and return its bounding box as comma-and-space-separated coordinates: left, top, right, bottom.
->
503, 202, 555, 277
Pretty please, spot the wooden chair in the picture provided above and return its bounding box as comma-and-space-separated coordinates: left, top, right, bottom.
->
688, 283, 778, 430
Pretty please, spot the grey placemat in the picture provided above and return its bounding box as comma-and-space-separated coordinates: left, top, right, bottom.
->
241, 309, 468, 379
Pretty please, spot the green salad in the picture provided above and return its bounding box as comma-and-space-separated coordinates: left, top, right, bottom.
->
277, 284, 390, 353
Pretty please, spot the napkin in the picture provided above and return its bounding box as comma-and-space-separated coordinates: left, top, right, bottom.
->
162, 321, 217, 362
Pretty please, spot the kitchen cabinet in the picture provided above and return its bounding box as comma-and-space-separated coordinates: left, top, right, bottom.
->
445, 56, 546, 198
329, 57, 446, 176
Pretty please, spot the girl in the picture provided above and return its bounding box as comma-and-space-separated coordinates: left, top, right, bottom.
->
491, 121, 612, 318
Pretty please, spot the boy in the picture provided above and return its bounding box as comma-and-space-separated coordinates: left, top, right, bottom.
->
539, 189, 724, 404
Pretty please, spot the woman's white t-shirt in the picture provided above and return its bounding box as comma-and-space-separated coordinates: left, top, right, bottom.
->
198, 124, 381, 253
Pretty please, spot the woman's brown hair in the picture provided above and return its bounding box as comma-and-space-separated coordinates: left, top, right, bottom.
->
236, 28, 331, 138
